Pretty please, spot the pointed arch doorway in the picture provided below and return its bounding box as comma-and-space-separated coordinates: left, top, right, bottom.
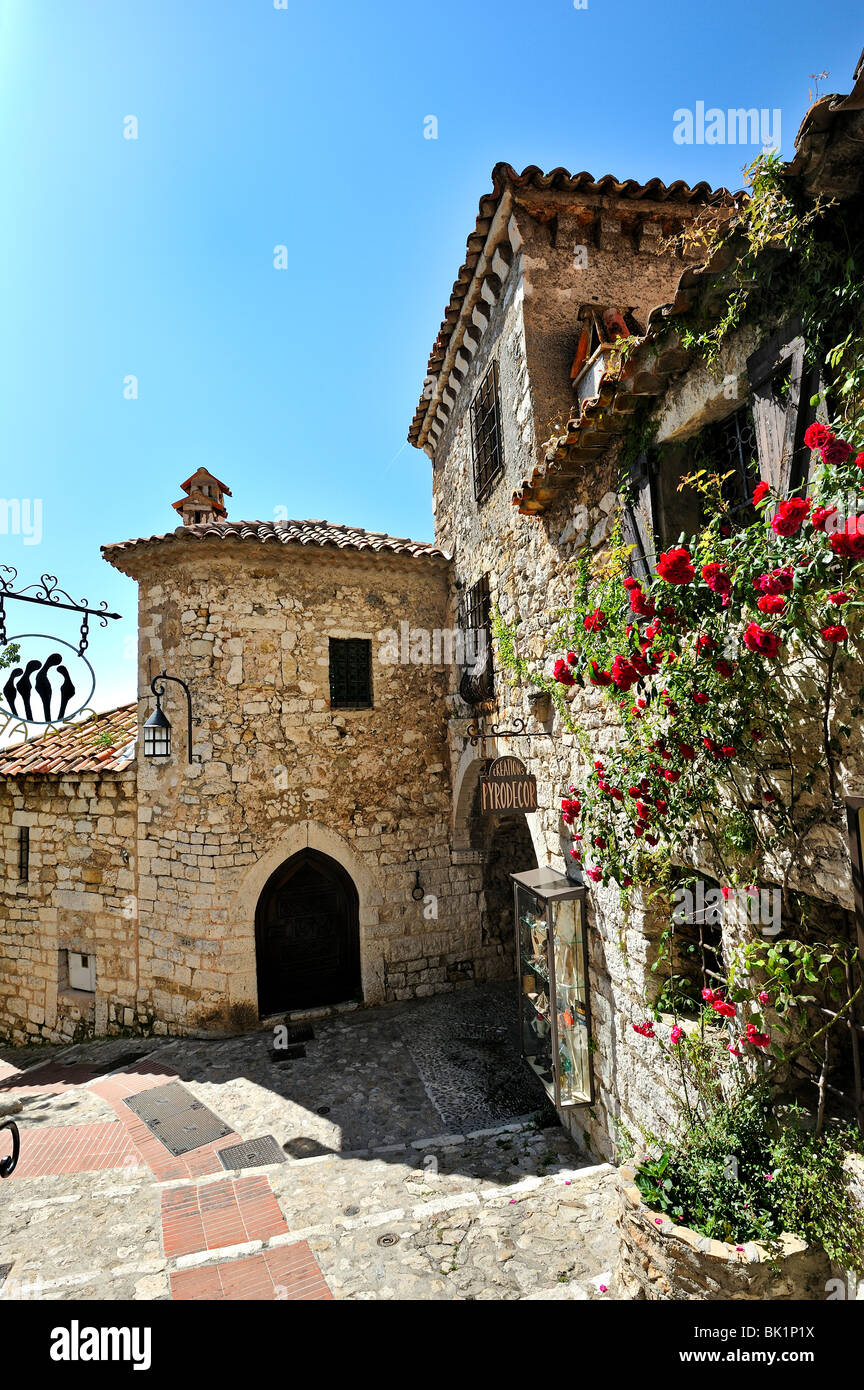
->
255, 848, 361, 1015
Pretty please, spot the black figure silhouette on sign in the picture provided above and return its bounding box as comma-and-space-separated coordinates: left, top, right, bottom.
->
35, 653, 62, 721
2, 668, 23, 717
1, 652, 77, 723
15, 660, 41, 721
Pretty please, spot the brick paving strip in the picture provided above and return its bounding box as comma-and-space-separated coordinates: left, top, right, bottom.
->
85, 1066, 335, 1300
161, 1176, 290, 1258
170, 1243, 333, 1301
6, 1120, 137, 1180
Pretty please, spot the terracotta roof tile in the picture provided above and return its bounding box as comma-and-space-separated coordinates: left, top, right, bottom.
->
0, 703, 137, 777
102, 520, 448, 568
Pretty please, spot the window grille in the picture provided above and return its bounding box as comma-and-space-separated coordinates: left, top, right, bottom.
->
328, 639, 373, 709
700, 403, 760, 516
458, 575, 494, 703
18, 826, 29, 883
470, 361, 504, 502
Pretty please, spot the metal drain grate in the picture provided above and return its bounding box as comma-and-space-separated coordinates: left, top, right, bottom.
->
217, 1135, 287, 1171
123, 1081, 233, 1157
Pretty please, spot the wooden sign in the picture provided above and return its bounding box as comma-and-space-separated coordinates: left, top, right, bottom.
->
479, 755, 538, 813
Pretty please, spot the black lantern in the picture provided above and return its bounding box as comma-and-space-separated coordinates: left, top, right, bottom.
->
143, 700, 171, 758
144, 670, 194, 762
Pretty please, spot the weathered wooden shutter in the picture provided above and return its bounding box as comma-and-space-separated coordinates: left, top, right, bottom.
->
746, 320, 809, 495
621, 451, 655, 581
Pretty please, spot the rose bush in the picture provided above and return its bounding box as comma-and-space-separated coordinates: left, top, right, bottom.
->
543, 427, 864, 891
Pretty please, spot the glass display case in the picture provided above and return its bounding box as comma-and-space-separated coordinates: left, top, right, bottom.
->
512, 866, 592, 1108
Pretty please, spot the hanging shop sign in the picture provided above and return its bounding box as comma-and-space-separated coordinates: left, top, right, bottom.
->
479, 755, 538, 813
0, 569, 121, 734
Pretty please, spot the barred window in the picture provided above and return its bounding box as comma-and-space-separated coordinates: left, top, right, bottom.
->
18, 825, 29, 883
701, 403, 760, 517
458, 574, 494, 703
470, 361, 504, 502
670, 873, 726, 1004
328, 639, 373, 710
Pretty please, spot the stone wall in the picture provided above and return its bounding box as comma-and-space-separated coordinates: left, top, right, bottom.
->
616, 1170, 832, 1300
0, 770, 139, 1044
427, 194, 725, 1160
120, 539, 508, 1033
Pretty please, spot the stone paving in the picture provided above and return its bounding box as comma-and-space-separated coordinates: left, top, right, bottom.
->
0, 984, 621, 1300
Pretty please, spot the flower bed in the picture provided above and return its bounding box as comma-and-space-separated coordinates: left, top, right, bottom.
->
617, 1167, 831, 1300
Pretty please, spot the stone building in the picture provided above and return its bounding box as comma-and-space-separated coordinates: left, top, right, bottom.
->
407, 67, 864, 1158
0, 505, 522, 1044
2, 56, 863, 1171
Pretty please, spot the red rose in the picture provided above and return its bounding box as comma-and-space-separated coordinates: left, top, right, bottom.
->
632, 1021, 655, 1038
610, 654, 639, 691
695, 634, 718, 656
692, 691, 710, 705
743, 622, 781, 657
586, 867, 602, 883
811, 505, 838, 533
754, 567, 793, 595
757, 593, 786, 614
663, 768, 681, 782
804, 422, 833, 450
829, 517, 864, 559
702, 561, 732, 595
771, 497, 810, 537
588, 661, 612, 686
820, 624, 848, 643
583, 609, 607, 633
713, 1000, 736, 1019
678, 743, 695, 760
657, 547, 696, 585
856, 453, 864, 471
752, 481, 771, 505
821, 439, 853, 466
829, 591, 849, 605
714, 659, 735, 678
627, 583, 656, 617
553, 657, 575, 686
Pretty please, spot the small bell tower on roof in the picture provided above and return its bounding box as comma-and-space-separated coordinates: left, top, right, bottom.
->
172, 468, 232, 526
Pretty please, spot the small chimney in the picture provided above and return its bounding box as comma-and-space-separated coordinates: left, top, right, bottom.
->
172, 468, 232, 527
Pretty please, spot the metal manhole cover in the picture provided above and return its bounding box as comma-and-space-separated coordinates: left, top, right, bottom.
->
217, 1135, 287, 1171
376, 1232, 400, 1247
124, 1082, 233, 1157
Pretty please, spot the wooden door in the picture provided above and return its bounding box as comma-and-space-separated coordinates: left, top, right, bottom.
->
255, 850, 361, 1014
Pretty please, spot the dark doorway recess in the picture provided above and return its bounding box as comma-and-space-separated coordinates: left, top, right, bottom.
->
256, 849, 361, 1015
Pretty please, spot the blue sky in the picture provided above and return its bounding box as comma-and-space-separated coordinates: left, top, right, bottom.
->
0, 0, 859, 711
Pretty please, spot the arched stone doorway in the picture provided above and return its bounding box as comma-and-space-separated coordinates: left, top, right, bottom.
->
255, 848, 361, 1015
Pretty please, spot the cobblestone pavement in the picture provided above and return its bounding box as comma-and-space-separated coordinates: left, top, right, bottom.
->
0, 985, 620, 1301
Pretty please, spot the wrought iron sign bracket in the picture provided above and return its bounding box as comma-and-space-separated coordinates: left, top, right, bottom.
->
0, 568, 121, 656
467, 717, 554, 748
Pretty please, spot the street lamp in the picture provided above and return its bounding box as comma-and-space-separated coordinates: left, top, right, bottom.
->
144, 670, 194, 762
